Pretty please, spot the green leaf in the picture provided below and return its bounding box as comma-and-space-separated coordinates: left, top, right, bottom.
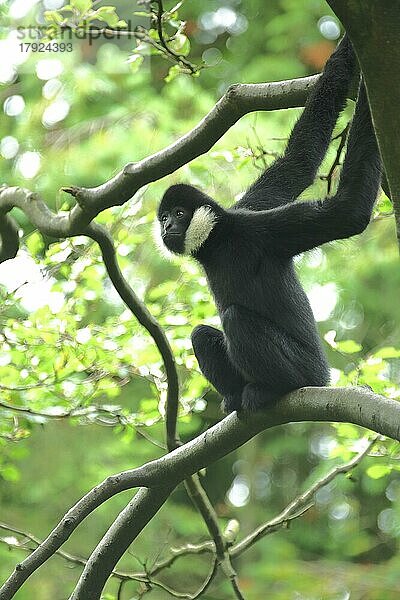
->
70, 0, 92, 13
148, 28, 159, 40
336, 340, 362, 354
133, 11, 152, 17
95, 6, 122, 27
374, 347, 400, 358
366, 465, 391, 479
169, 33, 190, 56
1, 464, 20, 482
165, 64, 183, 83
44, 10, 64, 25
335, 423, 361, 440
26, 231, 45, 257
127, 54, 144, 73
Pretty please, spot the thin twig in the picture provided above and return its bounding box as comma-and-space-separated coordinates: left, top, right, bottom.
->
232, 436, 377, 556
153, 0, 197, 73
321, 122, 350, 194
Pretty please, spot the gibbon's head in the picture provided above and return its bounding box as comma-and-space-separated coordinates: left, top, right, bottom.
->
157, 184, 219, 256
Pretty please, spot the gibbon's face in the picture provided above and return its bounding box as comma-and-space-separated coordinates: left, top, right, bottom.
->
159, 203, 192, 254
157, 185, 217, 256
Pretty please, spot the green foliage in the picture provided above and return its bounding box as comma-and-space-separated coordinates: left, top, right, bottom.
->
44, 1, 128, 29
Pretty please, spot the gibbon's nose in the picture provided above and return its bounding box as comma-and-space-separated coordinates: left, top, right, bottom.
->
164, 217, 173, 232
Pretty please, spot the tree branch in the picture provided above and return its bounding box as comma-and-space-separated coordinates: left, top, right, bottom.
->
0, 75, 320, 263
1, 386, 398, 599
183, 476, 244, 599
63, 75, 319, 212
0, 521, 216, 597
0, 212, 19, 262
86, 223, 180, 449
0, 436, 375, 598
320, 122, 350, 195
0, 523, 213, 599
153, 0, 198, 73
85, 223, 243, 598
0, 21, 395, 600
69, 485, 173, 600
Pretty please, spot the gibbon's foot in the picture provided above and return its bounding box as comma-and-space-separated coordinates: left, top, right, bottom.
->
221, 394, 242, 414
241, 383, 280, 412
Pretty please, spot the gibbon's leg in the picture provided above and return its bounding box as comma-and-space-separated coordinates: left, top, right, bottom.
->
241, 383, 280, 411
222, 305, 329, 411
191, 325, 247, 413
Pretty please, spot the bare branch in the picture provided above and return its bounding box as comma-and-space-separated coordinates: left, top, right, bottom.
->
0, 521, 216, 598
188, 559, 218, 600
140, 436, 376, 572
183, 475, 244, 599
69, 486, 173, 600
150, 540, 214, 575
86, 222, 180, 450
0, 522, 87, 570
69, 76, 319, 212
0, 212, 19, 262
0, 436, 375, 599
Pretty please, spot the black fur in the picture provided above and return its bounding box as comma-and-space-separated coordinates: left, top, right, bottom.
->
157, 35, 381, 412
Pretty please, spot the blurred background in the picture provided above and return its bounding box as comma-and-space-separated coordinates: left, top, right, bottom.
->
0, 1, 399, 598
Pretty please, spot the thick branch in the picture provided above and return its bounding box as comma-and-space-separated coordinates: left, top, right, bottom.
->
0, 76, 319, 263
0, 437, 375, 595
69, 486, 173, 600
65, 76, 319, 212
1, 386, 399, 598
0, 213, 19, 262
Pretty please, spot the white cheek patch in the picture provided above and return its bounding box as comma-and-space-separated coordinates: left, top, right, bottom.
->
184, 206, 216, 255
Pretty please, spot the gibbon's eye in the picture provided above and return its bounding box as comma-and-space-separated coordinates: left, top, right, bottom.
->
161, 214, 168, 223
176, 209, 184, 218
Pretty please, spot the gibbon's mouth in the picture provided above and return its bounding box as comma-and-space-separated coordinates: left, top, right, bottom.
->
162, 232, 185, 253
162, 232, 182, 241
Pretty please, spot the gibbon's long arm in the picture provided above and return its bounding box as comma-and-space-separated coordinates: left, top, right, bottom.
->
237, 34, 356, 211
250, 81, 381, 257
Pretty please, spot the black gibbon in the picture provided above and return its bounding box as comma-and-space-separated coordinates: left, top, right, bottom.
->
157, 35, 381, 412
